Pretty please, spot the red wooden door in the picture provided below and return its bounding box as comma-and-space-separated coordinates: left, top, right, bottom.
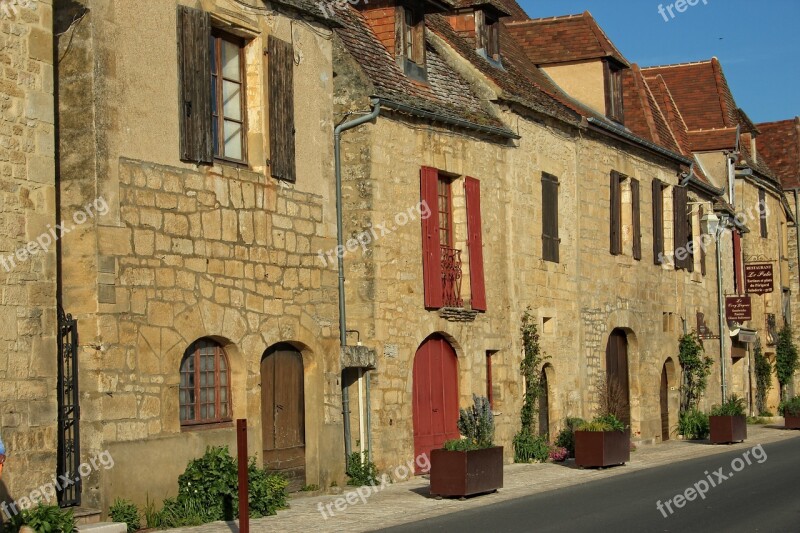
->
413, 336, 459, 470
605, 329, 631, 427
262, 344, 305, 491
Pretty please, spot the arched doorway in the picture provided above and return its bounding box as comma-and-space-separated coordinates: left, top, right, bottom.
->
606, 329, 631, 426
660, 364, 670, 441
539, 365, 551, 438
413, 335, 459, 469
261, 343, 305, 491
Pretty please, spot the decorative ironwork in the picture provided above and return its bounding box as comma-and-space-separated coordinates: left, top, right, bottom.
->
57, 306, 81, 508
440, 246, 463, 308
766, 313, 778, 346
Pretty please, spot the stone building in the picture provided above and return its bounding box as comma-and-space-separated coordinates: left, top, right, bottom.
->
0, 0, 58, 513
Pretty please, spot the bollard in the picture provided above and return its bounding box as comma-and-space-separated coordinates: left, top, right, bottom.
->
237, 419, 249, 533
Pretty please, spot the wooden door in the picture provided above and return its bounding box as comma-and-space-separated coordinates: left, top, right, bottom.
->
538, 369, 550, 438
605, 330, 631, 426
262, 344, 305, 491
413, 336, 459, 471
661, 364, 670, 441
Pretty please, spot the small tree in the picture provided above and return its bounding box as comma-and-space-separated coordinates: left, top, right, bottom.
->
513, 307, 551, 462
594, 372, 627, 421
678, 332, 713, 412
776, 324, 799, 401
753, 338, 773, 415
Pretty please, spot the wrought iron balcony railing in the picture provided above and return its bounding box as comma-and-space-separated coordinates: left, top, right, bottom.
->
441, 245, 463, 308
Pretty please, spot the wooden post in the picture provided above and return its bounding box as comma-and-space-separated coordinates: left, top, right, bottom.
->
237, 419, 249, 533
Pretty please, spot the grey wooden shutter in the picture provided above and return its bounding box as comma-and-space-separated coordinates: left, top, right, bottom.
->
652, 179, 664, 264
673, 186, 688, 269
542, 173, 559, 263
268, 36, 296, 183
610, 171, 622, 255
177, 6, 212, 164
631, 178, 641, 260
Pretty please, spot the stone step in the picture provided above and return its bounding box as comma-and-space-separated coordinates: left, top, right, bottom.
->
77, 523, 127, 533
72, 507, 102, 525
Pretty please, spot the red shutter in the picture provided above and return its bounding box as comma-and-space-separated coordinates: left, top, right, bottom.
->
465, 177, 486, 311
733, 230, 743, 293
421, 167, 443, 308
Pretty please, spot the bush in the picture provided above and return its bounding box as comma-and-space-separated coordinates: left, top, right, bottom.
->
779, 395, 800, 417
443, 438, 480, 452
109, 498, 140, 533
754, 339, 773, 415
512, 430, 550, 463
776, 324, 799, 400
678, 332, 714, 411
548, 446, 568, 462
553, 417, 584, 456
346, 452, 379, 487
577, 414, 625, 433
678, 408, 709, 440
456, 394, 495, 449
710, 394, 746, 417
8, 504, 76, 533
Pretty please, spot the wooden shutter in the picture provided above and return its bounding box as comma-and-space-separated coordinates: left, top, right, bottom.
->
652, 179, 664, 264
268, 36, 296, 182
631, 178, 641, 260
542, 173, 560, 263
421, 167, 443, 308
699, 205, 707, 275
673, 186, 688, 269
610, 171, 622, 255
465, 177, 486, 311
759, 188, 768, 238
733, 230, 743, 293
177, 5, 212, 164
686, 207, 694, 273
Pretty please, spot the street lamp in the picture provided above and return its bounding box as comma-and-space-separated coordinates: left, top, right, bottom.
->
702, 210, 730, 401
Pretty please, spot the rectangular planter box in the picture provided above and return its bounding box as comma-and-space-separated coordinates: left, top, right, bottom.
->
574, 430, 630, 468
430, 446, 503, 497
785, 415, 800, 429
710, 415, 747, 443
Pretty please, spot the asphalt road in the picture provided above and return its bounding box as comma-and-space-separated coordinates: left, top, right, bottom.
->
380, 437, 800, 533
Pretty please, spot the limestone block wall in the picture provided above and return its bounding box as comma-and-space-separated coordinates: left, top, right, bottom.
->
0, 0, 58, 510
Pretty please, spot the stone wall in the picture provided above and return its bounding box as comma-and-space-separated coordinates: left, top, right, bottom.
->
0, 0, 58, 513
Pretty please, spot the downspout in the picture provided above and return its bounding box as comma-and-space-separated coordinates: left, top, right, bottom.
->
716, 225, 727, 401
334, 99, 381, 467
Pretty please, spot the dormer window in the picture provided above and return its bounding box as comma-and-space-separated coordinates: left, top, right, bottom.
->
398, 6, 427, 81
475, 10, 500, 62
605, 61, 624, 123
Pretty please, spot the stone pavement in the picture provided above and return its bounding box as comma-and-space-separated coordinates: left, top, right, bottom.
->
168, 425, 800, 533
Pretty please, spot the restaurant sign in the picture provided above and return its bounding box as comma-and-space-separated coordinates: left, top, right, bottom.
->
725, 296, 752, 322
744, 263, 773, 295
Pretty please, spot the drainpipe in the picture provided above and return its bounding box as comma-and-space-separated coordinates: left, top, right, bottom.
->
334, 99, 381, 467
716, 223, 728, 402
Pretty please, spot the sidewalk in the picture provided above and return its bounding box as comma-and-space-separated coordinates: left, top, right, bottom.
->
169, 425, 800, 533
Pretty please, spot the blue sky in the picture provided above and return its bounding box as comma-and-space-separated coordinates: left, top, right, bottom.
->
520, 0, 800, 123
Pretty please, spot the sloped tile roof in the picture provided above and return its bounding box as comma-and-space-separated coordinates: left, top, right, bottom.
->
688, 128, 738, 152
621, 65, 682, 155
504, 11, 629, 67
757, 118, 800, 189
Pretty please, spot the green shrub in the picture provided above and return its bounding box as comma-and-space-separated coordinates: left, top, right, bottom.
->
710, 394, 746, 417
456, 395, 495, 449
142, 495, 163, 530
577, 414, 625, 433
776, 324, 799, 401
553, 417, 584, 456
156, 497, 211, 529
678, 408, 709, 440
779, 395, 800, 417
109, 498, 140, 533
248, 459, 289, 518
746, 416, 767, 425
443, 438, 479, 452
8, 504, 76, 533
678, 332, 714, 411
512, 430, 549, 463
346, 452, 379, 486
754, 339, 773, 415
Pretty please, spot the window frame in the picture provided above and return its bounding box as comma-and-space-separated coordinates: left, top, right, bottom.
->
180, 339, 233, 428
397, 6, 427, 81
542, 172, 560, 263
210, 29, 248, 165
604, 61, 625, 124
437, 175, 454, 249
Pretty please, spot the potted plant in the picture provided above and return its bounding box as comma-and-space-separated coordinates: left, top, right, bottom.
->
779, 396, 800, 429
430, 395, 503, 498
709, 394, 747, 444
574, 414, 630, 468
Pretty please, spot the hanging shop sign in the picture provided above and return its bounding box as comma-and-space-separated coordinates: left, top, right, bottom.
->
725, 296, 752, 322
744, 263, 773, 294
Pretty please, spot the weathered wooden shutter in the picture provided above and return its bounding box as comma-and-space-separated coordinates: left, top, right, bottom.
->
631, 178, 641, 260
465, 177, 486, 311
421, 167, 443, 308
758, 188, 768, 238
268, 36, 296, 183
542, 173, 560, 263
652, 179, 664, 264
673, 186, 688, 269
610, 171, 622, 255
686, 206, 694, 273
733, 230, 743, 293
177, 5, 212, 164
699, 205, 707, 275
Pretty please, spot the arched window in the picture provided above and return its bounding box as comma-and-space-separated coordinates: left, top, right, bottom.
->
180, 339, 231, 426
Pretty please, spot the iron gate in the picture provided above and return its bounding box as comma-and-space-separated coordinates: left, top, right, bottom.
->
57, 306, 81, 507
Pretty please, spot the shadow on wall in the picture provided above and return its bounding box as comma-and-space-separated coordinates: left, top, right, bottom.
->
0, 479, 15, 532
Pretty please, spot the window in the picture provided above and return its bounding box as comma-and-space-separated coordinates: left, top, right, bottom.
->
672, 186, 689, 270
438, 176, 453, 248
759, 188, 768, 238
542, 173, 560, 263
486, 351, 494, 409
698, 205, 707, 275
733, 230, 744, 293
475, 10, 500, 61
685, 202, 694, 273
610, 171, 622, 255
180, 339, 231, 426
604, 61, 624, 124
397, 6, 426, 80
631, 178, 641, 260
211, 32, 246, 163
652, 179, 664, 264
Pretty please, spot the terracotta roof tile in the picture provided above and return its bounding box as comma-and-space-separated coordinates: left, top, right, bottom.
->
757, 118, 800, 189
688, 128, 738, 152
621, 65, 681, 155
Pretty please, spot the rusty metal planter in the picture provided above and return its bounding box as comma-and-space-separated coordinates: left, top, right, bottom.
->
574, 430, 630, 468
710, 415, 747, 443
430, 446, 503, 497
785, 415, 800, 429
